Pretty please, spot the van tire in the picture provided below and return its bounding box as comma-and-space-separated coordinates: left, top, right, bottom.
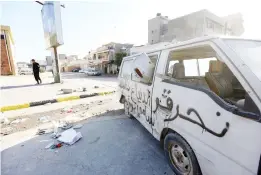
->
164, 133, 201, 175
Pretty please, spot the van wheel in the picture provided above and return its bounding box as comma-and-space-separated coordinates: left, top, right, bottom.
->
164, 133, 201, 175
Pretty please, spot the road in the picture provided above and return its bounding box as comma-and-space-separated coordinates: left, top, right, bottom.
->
1, 72, 118, 106
1, 73, 174, 175
1, 115, 173, 175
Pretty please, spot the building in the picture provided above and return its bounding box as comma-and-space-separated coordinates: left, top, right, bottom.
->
66, 55, 78, 61
148, 13, 169, 44
148, 9, 244, 44
87, 42, 133, 74
1, 25, 16, 75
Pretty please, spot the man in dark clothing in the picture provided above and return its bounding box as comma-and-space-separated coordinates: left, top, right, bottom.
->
31, 59, 42, 84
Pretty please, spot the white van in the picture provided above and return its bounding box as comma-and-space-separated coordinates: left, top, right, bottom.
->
118, 36, 261, 175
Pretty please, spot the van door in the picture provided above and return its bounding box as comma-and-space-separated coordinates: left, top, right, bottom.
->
128, 52, 160, 133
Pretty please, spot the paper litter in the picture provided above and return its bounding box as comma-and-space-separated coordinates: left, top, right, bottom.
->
58, 129, 82, 145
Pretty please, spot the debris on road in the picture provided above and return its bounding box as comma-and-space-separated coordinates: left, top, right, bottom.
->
1, 126, 14, 135
58, 129, 82, 145
36, 128, 53, 135
38, 116, 50, 123
62, 107, 73, 113
61, 89, 73, 94
61, 122, 73, 130
10, 118, 29, 125
73, 124, 83, 129
36, 129, 46, 135
45, 142, 55, 149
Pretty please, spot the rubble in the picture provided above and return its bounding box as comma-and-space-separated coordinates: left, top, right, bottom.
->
1, 113, 10, 125
62, 107, 73, 113
10, 118, 29, 125
61, 89, 73, 94
36, 128, 53, 135
38, 116, 50, 123
1, 127, 14, 135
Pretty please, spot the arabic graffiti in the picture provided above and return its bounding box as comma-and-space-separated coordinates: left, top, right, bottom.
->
153, 89, 230, 138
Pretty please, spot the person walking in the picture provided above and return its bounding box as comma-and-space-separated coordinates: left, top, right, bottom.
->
31, 59, 42, 84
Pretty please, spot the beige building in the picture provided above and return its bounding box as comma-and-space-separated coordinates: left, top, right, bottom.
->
86, 42, 133, 74
148, 9, 244, 44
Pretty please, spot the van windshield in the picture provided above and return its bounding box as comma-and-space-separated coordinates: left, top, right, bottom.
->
224, 39, 261, 81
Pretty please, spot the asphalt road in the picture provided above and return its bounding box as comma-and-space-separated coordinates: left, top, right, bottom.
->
1, 116, 174, 175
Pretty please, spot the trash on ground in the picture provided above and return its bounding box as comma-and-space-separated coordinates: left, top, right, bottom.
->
3, 118, 10, 125
1, 127, 14, 135
36, 129, 46, 135
45, 142, 55, 149
36, 128, 53, 135
10, 118, 29, 125
60, 122, 73, 130
62, 107, 73, 113
58, 129, 82, 145
73, 124, 83, 129
62, 89, 73, 94
38, 116, 50, 123
51, 132, 61, 139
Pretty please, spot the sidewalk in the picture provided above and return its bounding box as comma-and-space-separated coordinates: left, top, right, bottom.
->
1, 73, 118, 107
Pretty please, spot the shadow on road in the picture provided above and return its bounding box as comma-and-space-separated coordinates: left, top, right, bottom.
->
1, 83, 54, 90
61, 72, 117, 81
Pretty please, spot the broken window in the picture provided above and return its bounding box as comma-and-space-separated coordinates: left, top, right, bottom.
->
165, 45, 260, 116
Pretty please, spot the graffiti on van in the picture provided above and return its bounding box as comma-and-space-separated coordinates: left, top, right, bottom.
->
153, 89, 230, 138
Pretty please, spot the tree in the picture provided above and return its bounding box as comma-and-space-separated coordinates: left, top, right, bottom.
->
114, 52, 127, 67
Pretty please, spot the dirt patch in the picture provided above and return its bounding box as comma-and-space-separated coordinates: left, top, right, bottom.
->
1, 98, 124, 136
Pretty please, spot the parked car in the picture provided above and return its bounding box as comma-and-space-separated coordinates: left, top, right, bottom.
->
79, 69, 87, 73
72, 68, 81, 72
118, 36, 261, 175
19, 68, 33, 75
85, 69, 101, 76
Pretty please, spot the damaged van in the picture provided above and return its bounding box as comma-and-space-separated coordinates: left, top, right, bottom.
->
118, 36, 261, 175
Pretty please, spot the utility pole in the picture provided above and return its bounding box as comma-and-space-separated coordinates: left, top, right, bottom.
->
35, 1, 65, 83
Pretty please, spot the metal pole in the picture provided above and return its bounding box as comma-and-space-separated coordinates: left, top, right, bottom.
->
52, 46, 61, 83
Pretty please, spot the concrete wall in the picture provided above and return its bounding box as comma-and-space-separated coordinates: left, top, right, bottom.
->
149, 9, 244, 44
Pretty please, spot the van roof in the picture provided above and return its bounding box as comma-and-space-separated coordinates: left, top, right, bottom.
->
128, 36, 261, 57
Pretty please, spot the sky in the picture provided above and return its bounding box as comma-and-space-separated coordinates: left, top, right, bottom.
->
1, 0, 261, 62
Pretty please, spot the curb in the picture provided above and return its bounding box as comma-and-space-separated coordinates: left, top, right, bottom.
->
1, 91, 116, 112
